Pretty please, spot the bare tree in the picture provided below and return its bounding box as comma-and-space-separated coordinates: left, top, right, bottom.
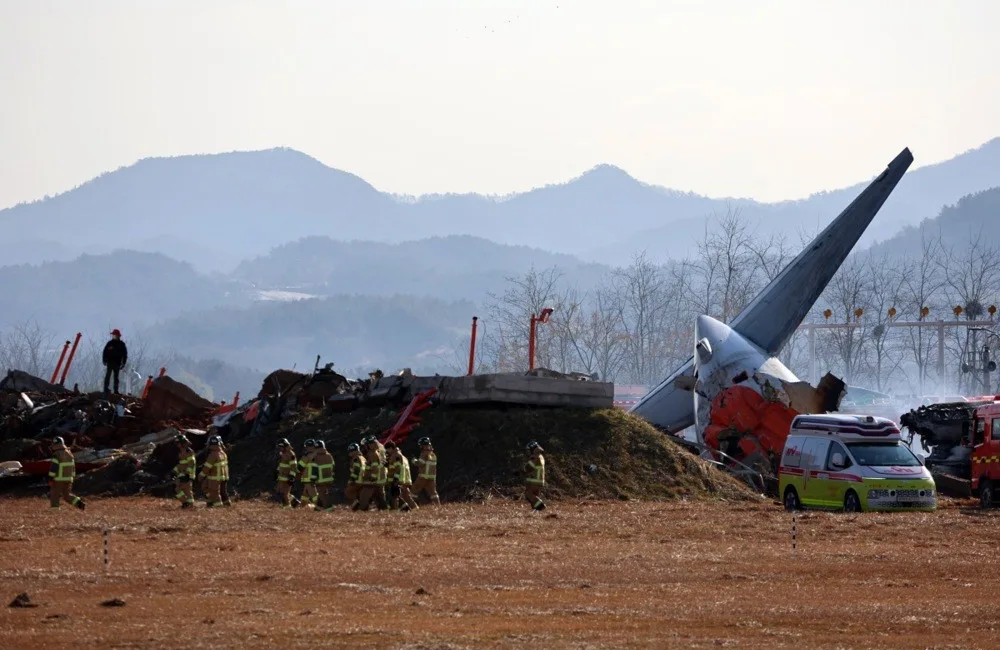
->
481, 266, 566, 373
898, 233, 947, 394
940, 232, 1000, 394
819, 258, 871, 385
0, 320, 58, 379
611, 252, 682, 386
686, 208, 766, 323
863, 253, 907, 392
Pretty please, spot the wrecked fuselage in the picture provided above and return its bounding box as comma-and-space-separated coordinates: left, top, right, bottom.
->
691, 314, 845, 475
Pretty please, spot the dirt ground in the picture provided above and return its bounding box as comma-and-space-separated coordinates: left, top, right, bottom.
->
1, 495, 998, 649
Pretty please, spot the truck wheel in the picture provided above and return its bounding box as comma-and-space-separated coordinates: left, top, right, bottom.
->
783, 487, 800, 511
981, 480, 994, 509
844, 490, 862, 513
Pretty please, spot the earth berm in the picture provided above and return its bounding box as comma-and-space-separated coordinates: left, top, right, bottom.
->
226, 405, 759, 503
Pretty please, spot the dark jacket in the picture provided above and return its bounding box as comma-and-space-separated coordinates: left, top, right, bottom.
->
102, 339, 128, 368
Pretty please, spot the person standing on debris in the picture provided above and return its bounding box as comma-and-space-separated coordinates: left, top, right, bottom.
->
298, 439, 318, 509
313, 440, 336, 511
47, 437, 86, 510
386, 442, 418, 512
411, 437, 441, 505
198, 435, 229, 508
275, 439, 299, 508
524, 441, 546, 511
173, 435, 197, 509
344, 443, 365, 509
102, 329, 128, 396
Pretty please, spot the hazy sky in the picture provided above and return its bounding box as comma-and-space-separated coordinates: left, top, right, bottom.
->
1, 0, 998, 209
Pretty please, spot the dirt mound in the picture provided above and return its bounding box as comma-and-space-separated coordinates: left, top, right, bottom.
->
226, 406, 757, 502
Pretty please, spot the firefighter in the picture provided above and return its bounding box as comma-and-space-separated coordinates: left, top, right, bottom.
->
173, 434, 196, 509
344, 443, 365, 510
370, 435, 389, 510
298, 439, 318, 509
275, 438, 299, 508
313, 440, 335, 511
524, 441, 546, 511
411, 437, 440, 505
355, 442, 382, 511
386, 442, 418, 511
217, 436, 233, 506
47, 437, 85, 510
198, 435, 229, 507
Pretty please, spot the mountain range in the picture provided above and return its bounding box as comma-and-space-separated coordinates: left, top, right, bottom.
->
3, 138, 999, 272
2, 139, 1000, 400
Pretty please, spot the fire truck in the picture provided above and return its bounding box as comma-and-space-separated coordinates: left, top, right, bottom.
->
900, 396, 1000, 507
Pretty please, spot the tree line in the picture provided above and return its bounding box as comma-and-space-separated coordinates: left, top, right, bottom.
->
454, 210, 1000, 397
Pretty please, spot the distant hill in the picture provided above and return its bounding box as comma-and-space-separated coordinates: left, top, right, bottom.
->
867, 185, 1000, 257
588, 139, 1000, 264
0, 148, 399, 272
3, 139, 999, 271
232, 235, 610, 300
141, 293, 477, 375
0, 250, 247, 335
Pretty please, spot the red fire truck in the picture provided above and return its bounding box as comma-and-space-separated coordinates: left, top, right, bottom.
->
901, 397, 1000, 507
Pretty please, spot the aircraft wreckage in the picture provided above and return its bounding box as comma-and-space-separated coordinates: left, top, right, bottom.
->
631, 148, 914, 476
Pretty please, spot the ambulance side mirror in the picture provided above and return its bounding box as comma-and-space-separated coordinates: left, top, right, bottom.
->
830, 452, 846, 469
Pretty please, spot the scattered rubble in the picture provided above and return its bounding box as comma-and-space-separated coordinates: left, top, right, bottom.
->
2, 363, 753, 503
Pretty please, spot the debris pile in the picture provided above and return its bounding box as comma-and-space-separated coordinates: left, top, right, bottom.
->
2, 363, 755, 504
0, 371, 226, 489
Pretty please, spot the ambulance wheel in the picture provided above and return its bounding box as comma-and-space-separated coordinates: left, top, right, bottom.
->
783, 487, 800, 511
980, 480, 994, 509
844, 490, 862, 513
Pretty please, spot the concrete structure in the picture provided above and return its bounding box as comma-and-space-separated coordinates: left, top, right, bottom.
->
441, 374, 613, 408
632, 148, 914, 434
369, 372, 614, 409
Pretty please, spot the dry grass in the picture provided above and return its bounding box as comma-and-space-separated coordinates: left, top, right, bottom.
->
1, 496, 999, 649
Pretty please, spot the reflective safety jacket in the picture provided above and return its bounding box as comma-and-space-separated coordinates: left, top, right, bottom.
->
525, 453, 545, 486
200, 447, 229, 482
361, 450, 381, 485
348, 455, 365, 484
277, 449, 297, 482
48, 446, 75, 482
415, 450, 437, 480
298, 452, 316, 484
174, 447, 197, 479
375, 442, 388, 485
388, 455, 412, 485
314, 450, 335, 484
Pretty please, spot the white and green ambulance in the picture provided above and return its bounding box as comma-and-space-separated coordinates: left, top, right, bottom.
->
779, 414, 936, 512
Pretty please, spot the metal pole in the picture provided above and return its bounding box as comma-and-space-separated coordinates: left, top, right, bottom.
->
791, 513, 797, 558
937, 321, 945, 394
467, 316, 478, 376
808, 327, 816, 384
59, 333, 82, 386
50, 340, 70, 384
528, 313, 537, 371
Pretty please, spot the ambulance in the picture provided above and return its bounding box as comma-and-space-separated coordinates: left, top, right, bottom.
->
778, 413, 937, 512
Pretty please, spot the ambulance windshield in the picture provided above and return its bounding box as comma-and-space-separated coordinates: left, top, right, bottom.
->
846, 442, 921, 467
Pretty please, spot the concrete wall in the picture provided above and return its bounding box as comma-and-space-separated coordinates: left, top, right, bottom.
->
369, 373, 614, 409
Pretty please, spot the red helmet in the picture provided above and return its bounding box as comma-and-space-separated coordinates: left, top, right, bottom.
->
111, 329, 121, 337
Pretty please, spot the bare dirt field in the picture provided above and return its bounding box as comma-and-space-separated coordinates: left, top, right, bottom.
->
1, 495, 998, 649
